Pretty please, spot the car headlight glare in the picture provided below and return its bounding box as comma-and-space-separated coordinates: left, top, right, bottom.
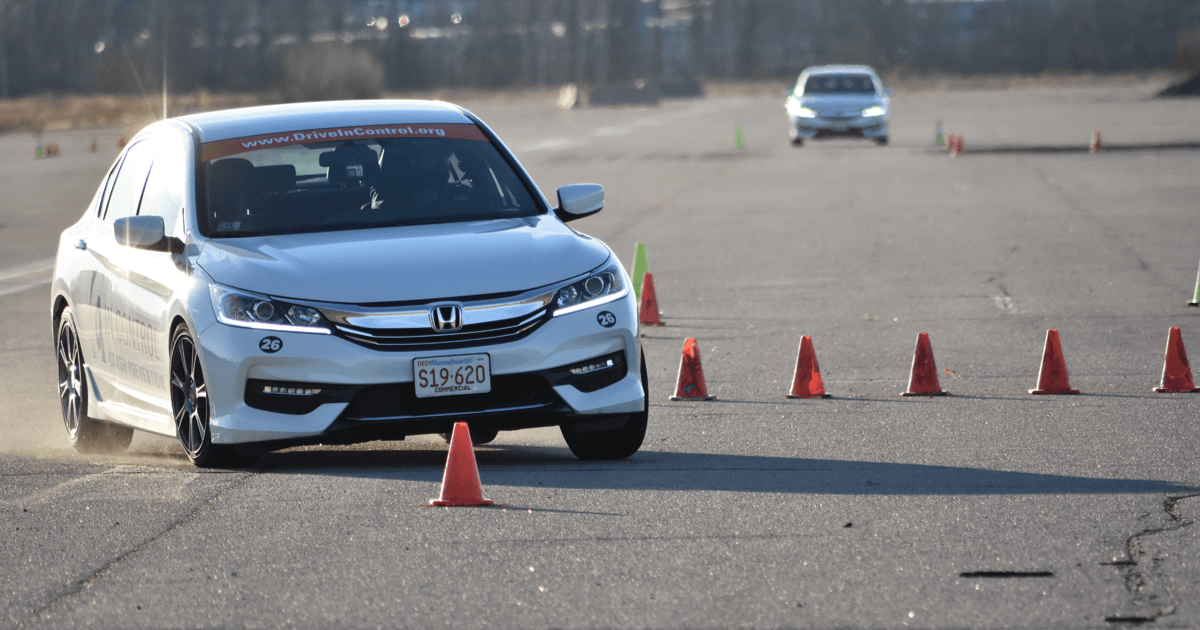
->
795, 106, 818, 118
553, 263, 627, 317
210, 285, 332, 334
861, 106, 885, 117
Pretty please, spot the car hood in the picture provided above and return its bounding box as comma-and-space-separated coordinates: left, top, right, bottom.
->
195, 215, 610, 304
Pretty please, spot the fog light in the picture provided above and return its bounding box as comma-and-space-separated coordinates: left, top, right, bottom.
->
569, 359, 614, 376
263, 386, 322, 396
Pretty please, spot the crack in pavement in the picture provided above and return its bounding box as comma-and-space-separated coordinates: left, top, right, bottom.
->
1110, 493, 1200, 623
15, 471, 255, 629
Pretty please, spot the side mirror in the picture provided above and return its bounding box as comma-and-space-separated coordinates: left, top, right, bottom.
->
114, 215, 166, 250
554, 184, 604, 222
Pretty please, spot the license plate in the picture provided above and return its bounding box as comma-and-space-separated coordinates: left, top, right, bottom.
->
414, 354, 491, 398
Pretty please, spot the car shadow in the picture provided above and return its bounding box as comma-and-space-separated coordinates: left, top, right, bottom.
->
256, 444, 1198, 496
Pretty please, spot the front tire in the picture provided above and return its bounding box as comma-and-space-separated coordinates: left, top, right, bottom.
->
791, 137, 804, 147
560, 352, 649, 460
57, 307, 133, 454
169, 326, 255, 468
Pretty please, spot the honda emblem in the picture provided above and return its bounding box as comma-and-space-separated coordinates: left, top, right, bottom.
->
429, 305, 463, 332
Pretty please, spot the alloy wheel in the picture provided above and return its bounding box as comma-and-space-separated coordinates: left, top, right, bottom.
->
170, 332, 208, 457
56, 313, 84, 439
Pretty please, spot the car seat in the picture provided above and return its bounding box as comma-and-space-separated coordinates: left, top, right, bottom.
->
205, 158, 256, 232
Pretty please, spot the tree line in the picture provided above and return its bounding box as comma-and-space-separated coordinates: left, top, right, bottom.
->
0, 0, 1197, 100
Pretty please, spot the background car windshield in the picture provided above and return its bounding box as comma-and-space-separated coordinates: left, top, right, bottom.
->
804, 75, 876, 94
202, 137, 539, 237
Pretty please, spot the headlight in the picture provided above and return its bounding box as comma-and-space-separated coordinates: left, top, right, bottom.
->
794, 106, 818, 118
209, 285, 332, 334
551, 260, 628, 317
861, 106, 885, 117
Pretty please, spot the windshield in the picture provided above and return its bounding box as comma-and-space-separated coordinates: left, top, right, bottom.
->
803, 74, 877, 95
198, 123, 540, 237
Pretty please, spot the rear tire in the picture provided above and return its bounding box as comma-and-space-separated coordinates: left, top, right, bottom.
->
57, 307, 133, 454
560, 352, 648, 460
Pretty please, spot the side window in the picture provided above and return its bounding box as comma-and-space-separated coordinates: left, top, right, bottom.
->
96, 157, 124, 218
102, 139, 156, 222
138, 140, 185, 237
92, 159, 123, 218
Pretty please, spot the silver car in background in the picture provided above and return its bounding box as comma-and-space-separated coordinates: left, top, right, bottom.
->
785, 65, 890, 146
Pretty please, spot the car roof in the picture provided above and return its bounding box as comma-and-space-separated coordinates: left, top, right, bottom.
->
801, 65, 879, 77
177, 100, 476, 143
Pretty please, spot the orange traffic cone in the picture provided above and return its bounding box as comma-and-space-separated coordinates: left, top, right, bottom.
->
423, 422, 495, 507
948, 134, 964, 157
903, 332, 947, 396
787, 335, 831, 398
1090, 130, 1101, 153
1154, 327, 1200, 392
670, 337, 715, 400
1029, 329, 1079, 394
638, 272, 664, 326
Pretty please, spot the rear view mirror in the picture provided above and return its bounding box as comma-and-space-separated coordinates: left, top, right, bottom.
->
114, 215, 166, 249
554, 184, 604, 222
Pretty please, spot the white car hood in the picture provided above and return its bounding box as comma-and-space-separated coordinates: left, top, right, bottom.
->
196, 215, 610, 304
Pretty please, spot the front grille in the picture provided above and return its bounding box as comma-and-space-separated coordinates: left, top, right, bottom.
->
340, 373, 563, 421
334, 308, 550, 351
318, 288, 557, 352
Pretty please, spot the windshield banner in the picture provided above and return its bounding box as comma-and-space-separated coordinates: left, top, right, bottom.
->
201, 123, 490, 162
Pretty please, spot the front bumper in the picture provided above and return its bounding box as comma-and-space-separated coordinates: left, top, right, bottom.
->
195, 291, 643, 445
791, 115, 888, 139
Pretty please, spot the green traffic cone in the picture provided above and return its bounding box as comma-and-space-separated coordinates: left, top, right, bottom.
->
1189, 260, 1200, 306
734, 125, 743, 149
631, 243, 649, 304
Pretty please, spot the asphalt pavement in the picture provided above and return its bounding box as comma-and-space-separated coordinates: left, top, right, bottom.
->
3, 80, 1200, 628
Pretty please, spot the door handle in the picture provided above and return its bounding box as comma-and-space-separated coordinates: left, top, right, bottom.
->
74, 239, 87, 251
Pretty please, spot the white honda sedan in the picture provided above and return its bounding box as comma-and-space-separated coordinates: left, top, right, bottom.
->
51, 100, 647, 467
785, 64, 890, 146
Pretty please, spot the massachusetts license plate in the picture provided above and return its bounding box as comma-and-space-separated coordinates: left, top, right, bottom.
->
413, 354, 491, 398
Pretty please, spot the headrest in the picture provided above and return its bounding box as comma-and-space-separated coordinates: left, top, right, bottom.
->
206, 158, 255, 205
320, 145, 381, 187
255, 164, 296, 194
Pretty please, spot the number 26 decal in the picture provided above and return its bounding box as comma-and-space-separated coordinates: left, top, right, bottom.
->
596, 311, 616, 328
259, 337, 283, 353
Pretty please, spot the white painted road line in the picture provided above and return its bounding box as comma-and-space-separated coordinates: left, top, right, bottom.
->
0, 258, 54, 282
0, 259, 53, 298
0, 277, 50, 298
